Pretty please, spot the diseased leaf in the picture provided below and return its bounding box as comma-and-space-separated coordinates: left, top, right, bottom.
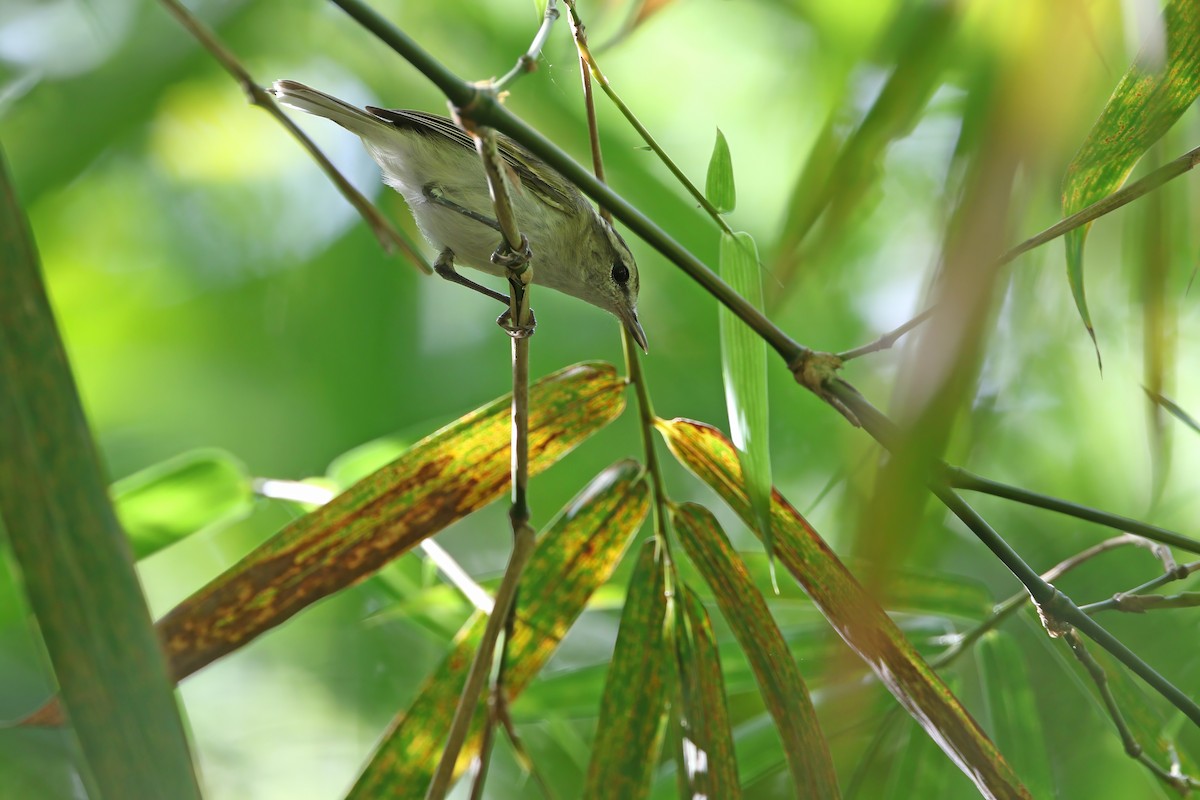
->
158, 362, 626, 682
674, 585, 741, 800
583, 538, 671, 800
113, 449, 252, 560
673, 503, 838, 799
348, 460, 649, 797
705, 129, 736, 214
656, 417, 1029, 800
1062, 0, 1200, 356
718, 231, 774, 583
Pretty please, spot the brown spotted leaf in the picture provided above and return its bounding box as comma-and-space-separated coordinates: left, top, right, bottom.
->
347, 460, 649, 797
583, 538, 671, 800
674, 503, 838, 798
656, 418, 1029, 800
674, 583, 741, 800
1062, 0, 1200, 355
158, 362, 626, 682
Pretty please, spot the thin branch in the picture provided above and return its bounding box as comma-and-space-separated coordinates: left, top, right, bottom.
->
1144, 387, 1200, 436
567, 8, 673, 556
423, 524, 536, 800
1064, 630, 1199, 795
157, 0, 429, 271
563, 0, 734, 239
495, 1, 560, 92
830, 383, 1200, 729
427, 14, 547, 793
945, 466, 1200, 556
838, 306, 937, 361
1081, 562, 1200, 614
931, 534, 1143, 669
997, 144, 1200, 268
837, 146, 1200, 363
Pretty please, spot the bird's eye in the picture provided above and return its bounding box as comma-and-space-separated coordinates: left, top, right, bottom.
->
611, 261, 630, 285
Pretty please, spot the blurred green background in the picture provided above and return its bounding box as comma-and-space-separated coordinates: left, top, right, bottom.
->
3, 0, 1200, 797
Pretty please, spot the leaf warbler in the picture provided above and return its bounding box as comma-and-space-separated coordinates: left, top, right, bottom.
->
272, 80, 646, 350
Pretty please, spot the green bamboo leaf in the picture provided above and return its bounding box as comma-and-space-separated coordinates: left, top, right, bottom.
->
0, 146, 200, 797
325, 434, 411, 487
673, 503, 838, 799
674, 585, 741, 800
158, 361, 626, 682
977, 632, 1054, 798
348, 460, 649, 797
655, 418, 1029, 800
1062, 0, 1200, 360
584, 538, 671, 800
718, 231, 774, 583
705, 129, 736, 214
112, 448, 252, 560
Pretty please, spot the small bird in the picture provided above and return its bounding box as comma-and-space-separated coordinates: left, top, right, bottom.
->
271, 80, 646, 350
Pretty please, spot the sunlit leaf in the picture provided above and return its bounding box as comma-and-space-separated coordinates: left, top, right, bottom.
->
674, 585, 741, 800
0, 147, 200, 797
158, 362, 626, 682
705, 129, 735, 214
977, 632, 1054, 798
1062, 0, 1200, 357
325, 434, 412, 488
718, 231, 774, 582
583, 538, 670, 800
673, 503, 838, 798
348, 460, 649, 797
112, 449, 252, 560
656, 417, 1029, 800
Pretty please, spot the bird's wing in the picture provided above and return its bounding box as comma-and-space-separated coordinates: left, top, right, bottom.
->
366, 107, 575, 214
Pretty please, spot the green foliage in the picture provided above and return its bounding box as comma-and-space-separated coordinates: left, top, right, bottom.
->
114, 448, 252, 559
5, 1, 1200, 798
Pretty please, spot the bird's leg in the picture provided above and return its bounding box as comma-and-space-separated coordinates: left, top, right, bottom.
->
423, 183, 502, 231
423, 184, 536, 339
432, 248, 509, 305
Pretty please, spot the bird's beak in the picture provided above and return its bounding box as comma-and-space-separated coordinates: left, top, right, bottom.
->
620, 307, 649, 353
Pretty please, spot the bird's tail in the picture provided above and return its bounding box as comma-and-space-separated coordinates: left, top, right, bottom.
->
271, 80, 384, 138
